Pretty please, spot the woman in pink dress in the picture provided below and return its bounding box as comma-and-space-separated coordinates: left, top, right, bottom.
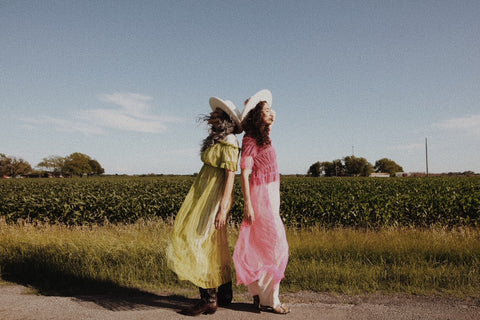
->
233, 89, 290, 314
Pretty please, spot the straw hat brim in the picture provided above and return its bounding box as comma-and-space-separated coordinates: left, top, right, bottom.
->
241, 89, 272, 121
209, 97, 242, 128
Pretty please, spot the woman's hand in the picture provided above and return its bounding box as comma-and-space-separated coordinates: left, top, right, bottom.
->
243, 203, 255, 224
215, 209, 227, 229
215, 169, 235, 230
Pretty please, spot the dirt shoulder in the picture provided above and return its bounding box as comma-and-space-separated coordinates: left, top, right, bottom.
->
0, 284, 479, 320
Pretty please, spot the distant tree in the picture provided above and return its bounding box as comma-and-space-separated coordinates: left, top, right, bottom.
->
0, 154, 9, 176
374, 158, 404, 177
323, 160, 345, 177
361, 162, 374, 177
11, 158, 32, 176
308, 159, 347, 177
344, 155, 373, 177
37, 155, 65, 174
307, 162, 322, 177
63, 152, 104, 176
0, 153, 32, 177
88, 159, 105, 175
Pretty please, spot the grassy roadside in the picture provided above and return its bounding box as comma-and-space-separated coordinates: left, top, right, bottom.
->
0, 219, 479, 298
286, 226, 480, 296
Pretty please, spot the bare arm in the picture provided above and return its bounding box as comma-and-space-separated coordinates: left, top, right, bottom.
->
240, 168, 255, 224
215, 169, 236, 229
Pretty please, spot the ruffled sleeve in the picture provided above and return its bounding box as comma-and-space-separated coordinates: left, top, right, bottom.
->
201, 134, 240, 171
220, 140, 240, 172
240, 136, 257, 170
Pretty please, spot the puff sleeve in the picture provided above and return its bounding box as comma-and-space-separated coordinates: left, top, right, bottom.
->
240, 136, 257, 170
220, 144, 240, 172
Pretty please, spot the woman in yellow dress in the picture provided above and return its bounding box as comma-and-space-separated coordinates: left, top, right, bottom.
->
166, 96, 242, 316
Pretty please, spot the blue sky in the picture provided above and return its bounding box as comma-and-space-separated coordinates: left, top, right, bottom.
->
1, 0, 479, 175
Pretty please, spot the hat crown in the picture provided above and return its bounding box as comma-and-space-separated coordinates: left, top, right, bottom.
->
209, 96, 242, 128
241, 89, 272, 121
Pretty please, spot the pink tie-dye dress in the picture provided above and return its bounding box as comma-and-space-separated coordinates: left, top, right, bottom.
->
233, 136, 289, 308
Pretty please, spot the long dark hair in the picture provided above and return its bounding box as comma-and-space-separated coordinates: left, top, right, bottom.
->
200, 109, 240, 153
241, 101, 271, 147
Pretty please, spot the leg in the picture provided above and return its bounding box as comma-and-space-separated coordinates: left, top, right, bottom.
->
181, 287, 218, 316
217, 281, 233, 306
259, 282, 290, 314
253, 295, 260, 309
248, 280, 261, 308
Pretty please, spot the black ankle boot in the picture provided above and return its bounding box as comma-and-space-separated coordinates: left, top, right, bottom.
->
217, 281, 233, 306
253, 295, 260, 309
181, 288, 217, 316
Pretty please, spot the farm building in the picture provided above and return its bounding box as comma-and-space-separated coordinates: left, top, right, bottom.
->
369, 173, 390, 178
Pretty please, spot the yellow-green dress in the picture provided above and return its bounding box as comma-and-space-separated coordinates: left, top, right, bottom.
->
166, 135, 240, 289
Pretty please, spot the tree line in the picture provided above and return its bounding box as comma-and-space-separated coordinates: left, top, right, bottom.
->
1, 152, 104, 178
307, 156, 403, 177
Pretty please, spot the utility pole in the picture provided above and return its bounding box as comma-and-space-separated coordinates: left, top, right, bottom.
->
425, 137, 429, 177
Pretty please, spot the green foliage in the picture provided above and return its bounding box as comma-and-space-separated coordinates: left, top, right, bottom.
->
37, 155, 65, 173
279, 177, 480, 228
322, 160, 345, 177
344, 156, 374, 177
88, 159, 105, 175
0, 176, 189, 225
37, 153, 104, 176
309, 156, 375, 177
0, 154, 32, 177
308, 160, 345, 177
375, 158, 404, 176
63, 152, 94, 176
307, 162, 322, 177
1, 176, 480, 228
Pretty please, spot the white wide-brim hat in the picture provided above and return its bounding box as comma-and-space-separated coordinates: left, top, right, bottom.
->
209, 97, 242, 128
241, 89, 273, 121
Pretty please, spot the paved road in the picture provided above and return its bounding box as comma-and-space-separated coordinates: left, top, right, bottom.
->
1, 284, 479, 320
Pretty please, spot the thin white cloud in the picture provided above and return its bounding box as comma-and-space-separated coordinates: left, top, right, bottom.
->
20, 92, 182, 135
78, 92, 182, 133
99, 92, 152, 117
20, 116, 105, 135
434, 114, 480, 136
78, 108, 170, 133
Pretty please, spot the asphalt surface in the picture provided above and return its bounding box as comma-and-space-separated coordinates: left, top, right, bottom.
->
1, 284, 479, 320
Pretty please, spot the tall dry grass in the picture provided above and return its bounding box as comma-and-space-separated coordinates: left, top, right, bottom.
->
1, 219, 479, 297
286, 226, 480, 297
0, 219, 180, 294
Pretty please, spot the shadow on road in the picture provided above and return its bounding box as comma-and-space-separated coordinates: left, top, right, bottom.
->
1, 256, 261, 314
0, 256, 195, 312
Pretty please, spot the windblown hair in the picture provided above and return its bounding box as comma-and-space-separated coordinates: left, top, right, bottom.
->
241, 101, 271, 147
200, 110, 241, 153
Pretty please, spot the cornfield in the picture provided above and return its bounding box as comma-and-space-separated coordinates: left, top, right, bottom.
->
1, 176, 479, 227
